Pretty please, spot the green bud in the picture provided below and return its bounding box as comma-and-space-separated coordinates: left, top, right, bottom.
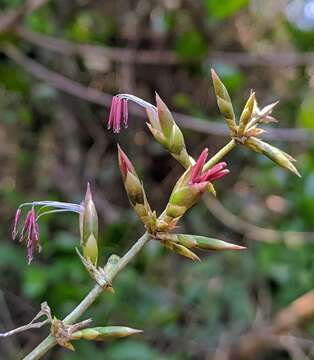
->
158, 166, 209, 231
80, 183, 98, 265
211, 69, 237, 136
156, 94, 174, 139
158, 233, 246, 251
169, 185, 202, 208
124, 171, 144, 206
162, 240, 200, 261
238, 92, 255, 137
245, 137, 301, 177
70, 326, 142, 341
177, 234, 246, 251
146, 97, 190, 168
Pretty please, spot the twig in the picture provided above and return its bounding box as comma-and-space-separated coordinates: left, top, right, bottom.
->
23, 232, 151, 360
0, 0, 48, 33
229, 290, 314, 359
0, 302, 51, 338
14, 26, 178, 65
3, 44, 312, 143
204, 194, 314, 244
15, 26, 314, 67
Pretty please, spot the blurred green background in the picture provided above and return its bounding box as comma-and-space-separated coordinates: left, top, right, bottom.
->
0, 0, 314, 359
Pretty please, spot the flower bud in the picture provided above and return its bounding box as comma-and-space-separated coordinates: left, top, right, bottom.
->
80, 183, 98, 265
238, 92, 255, 137
70, 326, 142, 341
157, 233, 245, 251
158, 149, 229, 231
244, 137, 301, 177
162, 240, 200, 261
211, 69, 237, 137
146, 96, 191, 168
118, 145, 156, 232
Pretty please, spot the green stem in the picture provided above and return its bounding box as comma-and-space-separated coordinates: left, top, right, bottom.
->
203, 139, 236, 171
23, 232, 151, 360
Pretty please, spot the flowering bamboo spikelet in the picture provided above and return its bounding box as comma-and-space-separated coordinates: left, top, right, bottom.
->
70, 326, 142, 341
238, 92, 255, 137
248, 98, 279, 128
107, 94, 155, 134
80, 183, 99, 265
209, 71, 300, 177
157, 233, 245, 251
150, 94, 190, 168
244, 137, 301, 177
158, 148, 229, 231
118, 145, 156, 232
107, 92, 190, 168
211, 69, 237, 137
12, 206, 41, 264
11, 186, 100, 263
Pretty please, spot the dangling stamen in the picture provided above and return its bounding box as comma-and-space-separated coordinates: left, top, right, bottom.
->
12, 201, 84, 264
107, 94, 156, 133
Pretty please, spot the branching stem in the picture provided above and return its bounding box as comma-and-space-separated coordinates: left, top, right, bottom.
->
23, 232, 151, 360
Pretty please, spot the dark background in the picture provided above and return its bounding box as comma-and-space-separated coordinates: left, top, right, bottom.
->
0, 0, 314, 359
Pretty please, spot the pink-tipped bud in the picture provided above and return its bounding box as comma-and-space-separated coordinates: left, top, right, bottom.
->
80, 183, 98, 265
12, 208, 21, 240
117, 144, 137, 182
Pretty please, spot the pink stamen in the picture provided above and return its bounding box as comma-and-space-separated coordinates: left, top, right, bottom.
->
19, 210, 33, 242
26, 208, 40, 265
107, 96, 130, 134
208, 162, 227, 176
189, 148, 208, 185
114, 97, 122, 133
189, 149, 229, 185
107, 96, 117, 131
107, 94, 156, 134
208, 169, 230, 181
12, 208, 21, 240
123, 99, 128, 128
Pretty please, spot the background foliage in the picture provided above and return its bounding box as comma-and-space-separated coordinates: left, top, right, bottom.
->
0, 0, 314, 359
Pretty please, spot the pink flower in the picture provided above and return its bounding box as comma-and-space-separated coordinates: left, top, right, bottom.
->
16, 207, 41, 264
108, 96, 128, 133
13, 199, 83, 264
189, 148, 229, 185
107, 94, 156, 133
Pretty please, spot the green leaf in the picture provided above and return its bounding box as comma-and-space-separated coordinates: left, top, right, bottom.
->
297, 91, 314, 128
23, 266, 48, 299
175, 30, 207, 60
103, 340, 163, 360
205, 0, 248, 19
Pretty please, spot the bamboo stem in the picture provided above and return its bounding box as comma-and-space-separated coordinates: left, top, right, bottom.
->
23, 232, 151, 360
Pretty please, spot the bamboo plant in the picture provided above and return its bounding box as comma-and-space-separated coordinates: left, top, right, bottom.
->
1, 69, 300, 360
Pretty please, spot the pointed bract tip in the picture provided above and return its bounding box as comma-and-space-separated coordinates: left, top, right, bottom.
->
128, 328, 143, 335
211, 68, 218, 78
155, 93, 166, 109
85, 182, 92, 202
226, 244, 246, 250
117, 145, 136, 180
